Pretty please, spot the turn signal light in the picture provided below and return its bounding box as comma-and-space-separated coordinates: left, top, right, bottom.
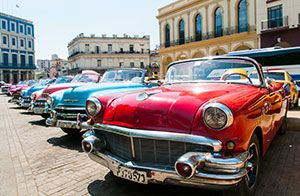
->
226, 141, 236, 150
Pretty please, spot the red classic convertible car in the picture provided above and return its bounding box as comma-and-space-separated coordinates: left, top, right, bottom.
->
80, 57, 288, 195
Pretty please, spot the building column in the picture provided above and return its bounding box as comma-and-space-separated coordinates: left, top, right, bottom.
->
159, 22, 162, 47
18, 70, 21, 82
187, 12, 190, 40
9, 71, 13, 83
205, 5, 209, 36
0, 70, 3, 81
26, 71, 29, 80
227, 0, 231, 28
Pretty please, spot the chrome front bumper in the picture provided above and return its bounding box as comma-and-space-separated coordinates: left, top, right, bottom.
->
46, 109, 86, 129
88, 147, 249, 189
82, 125, 251, 189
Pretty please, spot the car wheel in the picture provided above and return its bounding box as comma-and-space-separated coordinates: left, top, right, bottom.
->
61, 128, 80, 135
224, 134, 260, 196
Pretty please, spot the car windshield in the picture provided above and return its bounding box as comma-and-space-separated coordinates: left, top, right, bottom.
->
71, 74, 99, 83
55, 76, 73, 84
101, 69, 144, 83
165, 58, 262, 85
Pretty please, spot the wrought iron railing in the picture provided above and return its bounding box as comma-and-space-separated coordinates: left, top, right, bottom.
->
261, 16, 288, 31
0, 63, 36, 69
161, 24, 255, 49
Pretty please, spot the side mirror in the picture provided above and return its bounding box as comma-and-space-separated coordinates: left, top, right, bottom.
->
266, 78, 275, 87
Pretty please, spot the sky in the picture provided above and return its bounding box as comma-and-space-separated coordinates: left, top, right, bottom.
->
0, 0, 175, 60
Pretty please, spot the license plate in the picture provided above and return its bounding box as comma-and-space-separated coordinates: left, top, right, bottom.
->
115, 166, 148, 184
34, 108, 45, 114
57, 120, 77, 129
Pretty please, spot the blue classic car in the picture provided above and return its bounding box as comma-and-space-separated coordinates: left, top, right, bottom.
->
19, 78, 57, 107
46, 68, 158, 135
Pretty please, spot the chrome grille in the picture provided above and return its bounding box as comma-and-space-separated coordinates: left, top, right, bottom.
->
22, 97, 31, 103
55, 107, 87, 120
96, 131, 214, 167
34, 100, 46, 106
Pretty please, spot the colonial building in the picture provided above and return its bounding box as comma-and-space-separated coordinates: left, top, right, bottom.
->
257, 0, 300, 48
67, 34, 151, 74
0, 12, 35, 83
157, 0, 258, 76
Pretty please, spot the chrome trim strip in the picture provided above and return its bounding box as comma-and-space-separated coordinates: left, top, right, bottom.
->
93, 124, 222, 152
55, 106, 85, 111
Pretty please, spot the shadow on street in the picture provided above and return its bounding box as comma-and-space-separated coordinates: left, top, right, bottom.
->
47, 133, 84, 152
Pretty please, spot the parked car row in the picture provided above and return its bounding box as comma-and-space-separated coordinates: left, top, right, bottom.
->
2, 56, 295, 196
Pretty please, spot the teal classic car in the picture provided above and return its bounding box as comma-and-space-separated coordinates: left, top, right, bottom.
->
46, 68, 158, 135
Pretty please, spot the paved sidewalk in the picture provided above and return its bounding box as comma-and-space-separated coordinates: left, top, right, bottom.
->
0, 94, 299, 196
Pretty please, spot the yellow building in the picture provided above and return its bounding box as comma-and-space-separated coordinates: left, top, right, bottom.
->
157, 0, 259, 76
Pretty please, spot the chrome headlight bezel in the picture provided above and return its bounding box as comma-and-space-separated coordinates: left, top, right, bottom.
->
86, 97, 102, 117
30, 93, 36, 100
46, 96, 54, 107
203, 103, 233, 131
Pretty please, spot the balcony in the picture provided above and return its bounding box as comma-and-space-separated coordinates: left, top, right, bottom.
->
261, 16, 289, 31
68, 50, 150, 59
160, 25, 255, 49
0, 63, 36, 70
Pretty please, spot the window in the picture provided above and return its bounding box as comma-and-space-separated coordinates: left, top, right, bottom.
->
96, 46, 100, 53
11, 22, 16, 32
130, 45, 134, 53
12, 54, 18, 66
19, 24, 24, 33
12, 37, 16, 46
195, 14, 202, 41
140, 62, 144, 68
165, 24, 171, 47
120, 48, 124, 53
28, 40, 32, 48
179, 19, 185, 45
85, 44, 89, 52
108, 44, 112, 52
141, 48, 144, 53
28, 56, 33, 66
1, 20, 7, 30
130, 62, 134, 68
3, 53, 9, 66
20, 55, 26, 66
2, 36, 7, 45
268, 5, 283, 28
214, 7, 223, 37
238, 0, 248, 32
20, 39, 24, 47
97, 60, 101, 67
27, 26, 32, 35
119, 62, 124, 67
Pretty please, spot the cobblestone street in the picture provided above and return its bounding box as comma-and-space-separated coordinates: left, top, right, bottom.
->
0, 94, 299, 196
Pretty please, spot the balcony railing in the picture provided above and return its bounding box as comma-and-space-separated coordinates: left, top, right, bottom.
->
160, 25, 255, 49
68, 50, 150, 59
261, 16, 288, 31
0, 63, 36, 69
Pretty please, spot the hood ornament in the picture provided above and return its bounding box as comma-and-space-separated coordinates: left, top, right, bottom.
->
136, 90, 162, 101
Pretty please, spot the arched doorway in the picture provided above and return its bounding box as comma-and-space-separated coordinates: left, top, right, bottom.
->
211, 49, 227, 56
192, 51, 205, 58
234, 45, 252, 51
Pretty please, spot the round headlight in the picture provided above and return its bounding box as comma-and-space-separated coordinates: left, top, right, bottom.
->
46, 96, 54, 106
86, 97, 102, 117
203, 103, 233, 130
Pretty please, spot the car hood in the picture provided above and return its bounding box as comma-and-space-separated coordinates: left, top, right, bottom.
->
43, 82, 85, 95
103, 83, 261, 134
57, 82, 150, 107
23, 85, 46, 97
